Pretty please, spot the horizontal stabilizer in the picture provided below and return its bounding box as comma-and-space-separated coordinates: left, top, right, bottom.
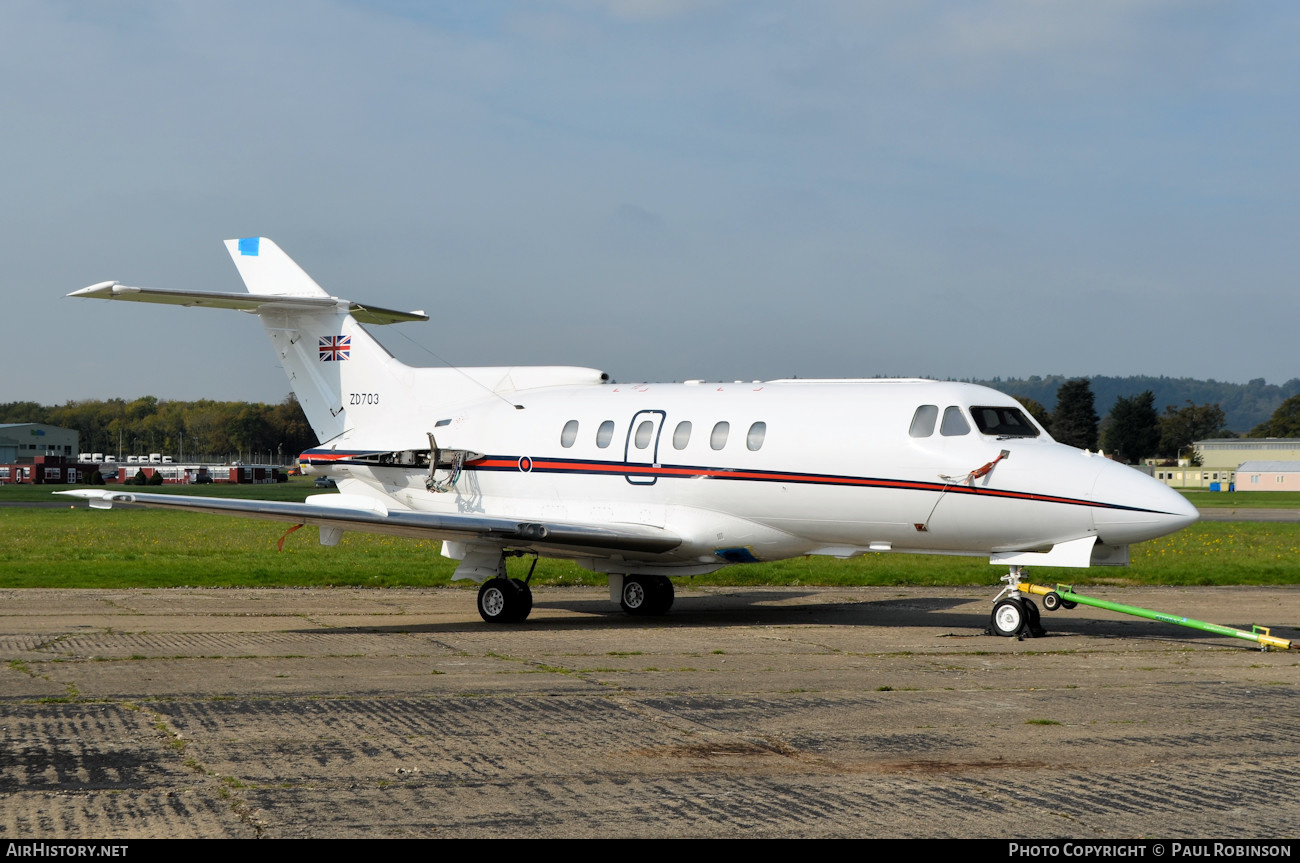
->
68, 283, 428, 325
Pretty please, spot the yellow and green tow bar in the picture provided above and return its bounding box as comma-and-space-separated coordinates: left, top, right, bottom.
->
1004, 581, 1295, 650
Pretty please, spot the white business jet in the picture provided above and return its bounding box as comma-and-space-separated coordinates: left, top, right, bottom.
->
65, 238, 1198, 634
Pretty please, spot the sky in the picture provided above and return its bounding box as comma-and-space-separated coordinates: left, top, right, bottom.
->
5, 0, 1298, 406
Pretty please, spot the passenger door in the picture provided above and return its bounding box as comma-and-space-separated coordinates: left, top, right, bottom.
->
624, 410, 666, 485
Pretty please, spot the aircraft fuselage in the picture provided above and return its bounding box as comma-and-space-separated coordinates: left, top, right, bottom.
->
302, 378, 1197, 575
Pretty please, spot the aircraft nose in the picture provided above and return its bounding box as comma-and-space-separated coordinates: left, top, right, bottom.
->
1091, 460, 1199, 545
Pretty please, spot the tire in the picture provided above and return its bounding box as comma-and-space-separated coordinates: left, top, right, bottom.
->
990, 598, 1026, 637
620, 575, 676, 616
649, 576, 674, 614
509, 578, 533, 621
1061, 600, 1077, 610
1023, 598, 1045, 637
621, 575, 653, 615
1042, 591, 1062, 612
478, 579, 509, 623
477, 577, 533, 623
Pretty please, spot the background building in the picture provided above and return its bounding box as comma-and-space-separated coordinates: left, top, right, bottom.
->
0, 423, 78, 462
1147, 438, 1300, 489
1235, 461, 1300, 491
0, 424, 82, 484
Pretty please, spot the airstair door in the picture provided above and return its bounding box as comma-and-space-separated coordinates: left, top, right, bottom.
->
624, 410, 666, 485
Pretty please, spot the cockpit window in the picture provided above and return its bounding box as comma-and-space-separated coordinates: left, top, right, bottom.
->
970, 406, 1040, 438
940, 406, 971, 436
909, 405, 938, 438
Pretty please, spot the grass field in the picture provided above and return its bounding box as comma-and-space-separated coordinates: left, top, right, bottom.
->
3, 495, 1296, 589
1179, 490, 1300, 509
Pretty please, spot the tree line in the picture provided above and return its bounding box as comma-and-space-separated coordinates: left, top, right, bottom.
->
975, 374, 1300, 433
0, 395, 315, 464
1022, 380, 1300, 465
8, 384, 1300, 469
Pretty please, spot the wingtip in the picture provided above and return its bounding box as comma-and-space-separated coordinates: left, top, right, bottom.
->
67, 280, 120, 298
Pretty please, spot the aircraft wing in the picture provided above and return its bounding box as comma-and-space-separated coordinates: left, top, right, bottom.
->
57, 490, 681, 554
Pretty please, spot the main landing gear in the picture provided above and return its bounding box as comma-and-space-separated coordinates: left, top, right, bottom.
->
476, 553, 537, 624
619, 575, 674, 616
476, 577, 533, 623
987, 565, 1047, 640
467, 548, 678, 623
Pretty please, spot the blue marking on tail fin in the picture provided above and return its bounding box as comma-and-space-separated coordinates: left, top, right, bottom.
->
237, 237, 260, 256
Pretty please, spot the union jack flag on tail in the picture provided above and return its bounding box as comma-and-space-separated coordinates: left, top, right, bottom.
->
319, 335, 351, 361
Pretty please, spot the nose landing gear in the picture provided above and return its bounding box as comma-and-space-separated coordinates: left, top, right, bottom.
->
987, 565, 1047, 639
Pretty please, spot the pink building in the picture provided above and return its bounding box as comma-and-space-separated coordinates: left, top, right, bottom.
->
1235, 461, 1300, 491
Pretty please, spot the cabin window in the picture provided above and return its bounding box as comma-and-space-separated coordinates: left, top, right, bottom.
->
970, 406, 1039, 438
940, 406, 971, 436
560, 420, 579, 448
673, 421, 692, 450
634, 420, 654, 449
909, 405, 938, 438
596, 420, 614, 448
710, 421, 730, 450
747, 421, 766, 451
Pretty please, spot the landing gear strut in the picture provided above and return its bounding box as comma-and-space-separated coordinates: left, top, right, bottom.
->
987, 565, 1046, 639
619, 575, 674, 616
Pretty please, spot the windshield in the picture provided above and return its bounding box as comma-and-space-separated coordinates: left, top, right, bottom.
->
970, 406, 1040, 438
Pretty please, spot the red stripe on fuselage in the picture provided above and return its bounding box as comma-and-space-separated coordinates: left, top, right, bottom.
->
464, 456, 1142, 512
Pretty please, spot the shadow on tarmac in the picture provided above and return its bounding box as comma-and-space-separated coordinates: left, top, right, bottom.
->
287, 589, 1298, 648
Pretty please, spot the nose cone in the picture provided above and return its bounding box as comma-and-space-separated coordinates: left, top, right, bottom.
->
1091, 460, 1199, 545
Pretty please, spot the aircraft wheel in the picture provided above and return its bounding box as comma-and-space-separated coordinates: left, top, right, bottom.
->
478, 579, 509, 622
1042, 591, 1062, 612
509, 577, 534, 621
621, 576, 675, 616
478, 577, 532, 624
650, 576, 674, 614
1023, 598, 1045, 637
620, 576, 651, 615
990, 598, 1026, 637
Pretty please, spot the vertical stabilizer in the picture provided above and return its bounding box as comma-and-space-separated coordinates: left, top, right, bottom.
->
223, 237, 329, 297
224, 238, 407, 444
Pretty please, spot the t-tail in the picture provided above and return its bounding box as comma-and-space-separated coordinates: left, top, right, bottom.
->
70, 237, 428, 443
69, 238, 607, 447
223, 237, 425, 443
